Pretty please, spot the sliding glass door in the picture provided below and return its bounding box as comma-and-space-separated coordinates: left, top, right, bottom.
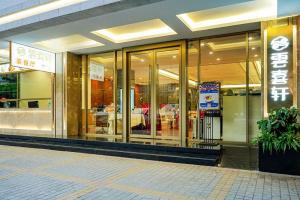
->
128, 47, 181, 141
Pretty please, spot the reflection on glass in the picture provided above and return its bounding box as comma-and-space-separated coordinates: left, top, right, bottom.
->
248, 32, 262, 141
156, 49, 180, 137
88, 52, 115, 136
117, 51, 123, 135
187, 41, 199, 141
129, 52, 151, 135
200, 34, 247, 142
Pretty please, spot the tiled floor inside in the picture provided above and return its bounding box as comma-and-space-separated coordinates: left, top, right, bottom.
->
0, 145, 299, 200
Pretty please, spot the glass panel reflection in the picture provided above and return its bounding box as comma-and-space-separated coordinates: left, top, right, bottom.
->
200, 34, 247, 142
130, 52, 152, 135
156, 49, 180, 138
88, 52, 115, 136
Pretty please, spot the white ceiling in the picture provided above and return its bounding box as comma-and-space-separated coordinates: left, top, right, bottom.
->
3, 0, 267, 54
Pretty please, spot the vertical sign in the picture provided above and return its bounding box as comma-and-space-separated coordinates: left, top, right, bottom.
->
267, 25, 293, 112
199, 82, 220, 110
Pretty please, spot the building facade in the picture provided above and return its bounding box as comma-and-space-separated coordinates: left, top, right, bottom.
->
0, 0, 300, 148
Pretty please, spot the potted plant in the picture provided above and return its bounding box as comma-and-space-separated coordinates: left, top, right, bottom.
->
253, 107, 300, 175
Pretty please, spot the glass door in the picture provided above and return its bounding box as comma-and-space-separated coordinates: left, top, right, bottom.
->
128, 47, 181, 142
155, 48, 180, 140
129, 51, 153, 137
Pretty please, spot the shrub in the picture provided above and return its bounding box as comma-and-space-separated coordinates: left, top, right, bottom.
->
253, 107, 300, 153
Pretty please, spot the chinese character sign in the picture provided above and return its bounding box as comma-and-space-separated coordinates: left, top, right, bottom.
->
11, 43, 55, 73
90, 61, 104, 81
267, 25, 293, 112
199, 82, 220, 110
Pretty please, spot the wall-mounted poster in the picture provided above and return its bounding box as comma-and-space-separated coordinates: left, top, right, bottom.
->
199, 82, 220, 110
90, 61, 104, 81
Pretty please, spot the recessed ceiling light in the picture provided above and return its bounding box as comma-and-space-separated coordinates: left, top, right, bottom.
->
141, 59, 145, 62
249, 37, 253, 40
34, 34, 104, 52
177, 0, 277, 31
172, 55, 177, 59
209, 51, 213, 55
0, 0, 87, 26
254, 54, 258, 57
92, 19, 177, 43
201, 43, 205, 47
216, 58, 221, 61
251, 47, 256, 50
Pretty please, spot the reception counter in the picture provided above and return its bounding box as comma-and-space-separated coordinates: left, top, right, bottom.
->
0, 108, 53, 137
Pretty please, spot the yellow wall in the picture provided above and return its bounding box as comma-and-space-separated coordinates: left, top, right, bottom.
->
19, 71, 52, 109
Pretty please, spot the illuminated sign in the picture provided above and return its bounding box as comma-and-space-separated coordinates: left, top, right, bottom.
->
11, 43, 55, 73
267, 25, 293, 111
199, 82, 220, 110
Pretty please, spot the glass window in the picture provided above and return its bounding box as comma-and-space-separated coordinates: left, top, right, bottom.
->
248, 32, 262, 142
117, 51, 123, 135
88, 52, 115, 138
200, 34, 247, 142
129, 52, 152, 136
187, 41, 199, 142
156, 49, 180, 138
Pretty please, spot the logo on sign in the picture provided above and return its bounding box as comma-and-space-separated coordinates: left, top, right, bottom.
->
271, 36, 289, 51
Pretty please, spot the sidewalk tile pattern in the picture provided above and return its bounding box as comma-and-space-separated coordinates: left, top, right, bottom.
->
0, 145, 299, 200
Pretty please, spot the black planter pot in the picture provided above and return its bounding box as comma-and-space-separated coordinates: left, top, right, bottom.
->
259, 145, 300, 175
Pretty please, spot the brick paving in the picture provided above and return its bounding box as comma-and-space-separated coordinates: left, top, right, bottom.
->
0, 145, 299, 200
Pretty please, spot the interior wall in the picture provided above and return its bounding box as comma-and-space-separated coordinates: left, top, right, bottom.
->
19, 71, 52, 109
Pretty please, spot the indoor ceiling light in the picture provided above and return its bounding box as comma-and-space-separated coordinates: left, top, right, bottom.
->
34, 34, 104, 52
221, 84, 261, 88
159, 69, 197, 86
177, 0, 276, 31
207, 40, 260, 51
0, 0, 87, 25
92, 19, 177, 43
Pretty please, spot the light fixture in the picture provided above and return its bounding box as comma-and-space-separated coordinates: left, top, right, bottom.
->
251, 47, 256, 50
92, 19, 177, 43
34, 34, 104, 52
0, 0, 87, 26
177, 0, 277, 32
216, 58, 221, 61
221, 84, 261, 88
209, 51, 213, 55
201, 43, 205, 47
249, 37, 253, 41
158, 69, 197, 86
172, 55, 177, 59
141, 59, 145, 63
254, 54, 258, 57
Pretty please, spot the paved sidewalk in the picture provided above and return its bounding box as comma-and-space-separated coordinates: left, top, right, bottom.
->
0, 145, 299, 200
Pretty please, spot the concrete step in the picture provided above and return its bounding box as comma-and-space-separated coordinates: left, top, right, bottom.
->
0, 134, 221, 166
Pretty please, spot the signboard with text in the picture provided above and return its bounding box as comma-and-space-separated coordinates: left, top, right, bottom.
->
11, 43, 55, 73
199, 82, 220, 110
267, 25, 293, 112
90, 61, 104, 81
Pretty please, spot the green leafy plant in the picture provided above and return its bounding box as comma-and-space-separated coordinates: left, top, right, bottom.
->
253, 107, 300, 153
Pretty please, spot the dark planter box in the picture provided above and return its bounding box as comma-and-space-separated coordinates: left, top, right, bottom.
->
259, 145, 300, 175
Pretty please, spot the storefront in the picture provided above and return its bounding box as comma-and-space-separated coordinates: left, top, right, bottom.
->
0, 15, 299, 148
0, 42, 55, 137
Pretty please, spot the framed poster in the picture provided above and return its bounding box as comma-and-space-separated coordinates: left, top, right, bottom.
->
199, 82, 220, 110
